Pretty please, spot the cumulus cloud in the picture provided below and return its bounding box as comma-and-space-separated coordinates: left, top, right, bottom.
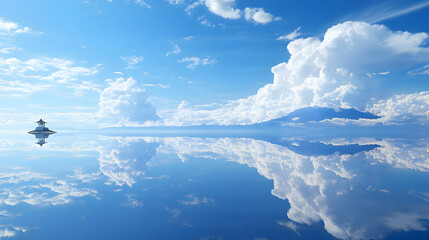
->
161, 21, 429, 126
0, 18, 34, 35
367, 91, 429, 125
179, 56, 217, 69
204, 0, 241, 19
0, 75, 160, 128
0, 226, 27, 239
277, 27, 302, 41
98, 77, 159, 126
184, 0, 278, 24
244, 7, 279, 24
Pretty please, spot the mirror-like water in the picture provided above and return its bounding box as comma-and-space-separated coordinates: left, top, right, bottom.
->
0, 133, 428, 239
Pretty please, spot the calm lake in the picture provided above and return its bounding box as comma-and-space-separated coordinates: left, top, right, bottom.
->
0, 132, 428, 240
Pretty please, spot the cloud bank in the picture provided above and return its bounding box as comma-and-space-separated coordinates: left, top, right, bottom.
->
161, 21, 429, 126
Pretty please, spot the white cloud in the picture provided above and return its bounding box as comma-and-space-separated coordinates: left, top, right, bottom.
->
0, 57, 100, 84
183, 36, 194, 40
0, 79, 53, 94
98, 77, 159, 126
178, 194, 215, 205
204, 0, 241, 19
367, 91, 429, 124
166, 44, 181, 56
120, 55, 144, 69
185, 1, 203, 14
349, 1, 429, 24
161, 21, 429, 126
185, 1, 279, 25
408, 64, 429, 75
0, 226, 27, 238
278, 221, 300, 235
198, 15, 216, 27
165, 207, 181, 218
244, 7, 278, 24
67, 81, 101, 96
135, 0, 151, 8
0, 18, 34, 35
120, 194, 143, 207
179, 56, 217, 69
277, 27, 302, 41
167, 0, 184, 5
141, 83, 170, 88
0, 47, 18, 54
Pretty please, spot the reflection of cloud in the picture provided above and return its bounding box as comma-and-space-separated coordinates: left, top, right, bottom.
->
120, 194, 143, 208
97, 137, 159, 187
67, 168, 101, 183
165, 207, 181, 218
0, 175, 97, 206
178, 194, 215, 206
156, 137, 429, 240
0, 171, 51, 184
0, 225, 27, 239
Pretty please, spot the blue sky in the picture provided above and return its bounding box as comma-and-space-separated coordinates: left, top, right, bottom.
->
0, 0, 428, 129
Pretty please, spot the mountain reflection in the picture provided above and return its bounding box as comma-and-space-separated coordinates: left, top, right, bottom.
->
1, 134, 428, 239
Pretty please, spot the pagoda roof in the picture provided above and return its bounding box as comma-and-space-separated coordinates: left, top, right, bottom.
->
36, 119, 47, 124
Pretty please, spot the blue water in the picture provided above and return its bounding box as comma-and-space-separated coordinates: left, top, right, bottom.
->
0, 132, 428, 239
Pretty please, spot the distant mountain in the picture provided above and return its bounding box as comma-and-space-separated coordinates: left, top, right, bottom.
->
259, 107, 379, 126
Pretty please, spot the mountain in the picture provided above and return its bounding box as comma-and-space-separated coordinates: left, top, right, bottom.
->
260, 107, 379, 126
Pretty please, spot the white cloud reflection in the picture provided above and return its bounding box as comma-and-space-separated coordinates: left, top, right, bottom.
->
155, 136, 429, 239
1, 134, 428, 239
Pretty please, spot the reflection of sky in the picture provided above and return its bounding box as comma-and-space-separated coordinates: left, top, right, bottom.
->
0, 134, 428, 239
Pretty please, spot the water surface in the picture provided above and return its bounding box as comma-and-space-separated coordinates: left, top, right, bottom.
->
0, 133, 428, 239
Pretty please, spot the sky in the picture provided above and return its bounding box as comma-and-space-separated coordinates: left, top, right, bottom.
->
0, 0, 428, 129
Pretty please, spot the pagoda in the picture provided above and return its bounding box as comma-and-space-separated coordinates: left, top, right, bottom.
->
28, 119, 56, 146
